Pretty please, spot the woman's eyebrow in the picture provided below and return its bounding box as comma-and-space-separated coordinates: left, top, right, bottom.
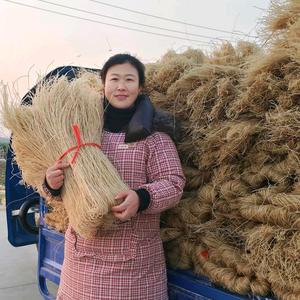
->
109, 73, 137, 77
125, 74, 138, 78
109, 73, 120, 77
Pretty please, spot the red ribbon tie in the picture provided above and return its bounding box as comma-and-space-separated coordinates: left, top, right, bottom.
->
200, 250, 209, 259
58, 124, 101, 164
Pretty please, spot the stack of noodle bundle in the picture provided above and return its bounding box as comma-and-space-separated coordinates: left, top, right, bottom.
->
1, 72, 128, 238
147, 40, 263, 295
148, 1, 300, 299
208, 41, 260, 67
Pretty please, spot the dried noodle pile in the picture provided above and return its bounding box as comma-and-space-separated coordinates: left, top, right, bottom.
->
1, 73, 128, 238
147, 2, 300, 299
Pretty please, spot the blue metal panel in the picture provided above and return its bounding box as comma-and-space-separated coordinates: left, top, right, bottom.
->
38, 226, 64, 300
5, 143, 39, 246
168, 283, 212, 299
168, 269, 248, 300
38, 199, 64, 299
167, 269, 275, 300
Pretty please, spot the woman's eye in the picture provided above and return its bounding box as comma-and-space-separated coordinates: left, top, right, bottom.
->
110, 78, 118, 81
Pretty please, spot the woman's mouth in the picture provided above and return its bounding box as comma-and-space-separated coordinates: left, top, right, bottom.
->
115, 95, 128, 100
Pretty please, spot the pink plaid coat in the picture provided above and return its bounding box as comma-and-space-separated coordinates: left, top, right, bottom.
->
57, 131, 185, 300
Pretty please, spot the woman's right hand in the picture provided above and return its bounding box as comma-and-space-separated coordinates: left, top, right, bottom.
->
45, 160, 69, 190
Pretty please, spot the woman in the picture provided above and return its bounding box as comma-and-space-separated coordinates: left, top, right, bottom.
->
44, 53, 185, 300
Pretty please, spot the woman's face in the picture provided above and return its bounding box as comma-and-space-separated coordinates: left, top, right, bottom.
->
104, 63, 141, 109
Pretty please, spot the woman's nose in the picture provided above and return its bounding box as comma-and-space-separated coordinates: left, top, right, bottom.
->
117, 81, 126, 90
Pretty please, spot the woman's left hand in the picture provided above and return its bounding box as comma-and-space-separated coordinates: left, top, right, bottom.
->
111, 190, 139, 221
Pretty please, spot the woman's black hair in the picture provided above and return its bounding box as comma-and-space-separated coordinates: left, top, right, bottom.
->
101, 53, 145, 87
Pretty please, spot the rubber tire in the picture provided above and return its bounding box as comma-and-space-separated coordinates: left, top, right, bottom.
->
18, 198, 39, 234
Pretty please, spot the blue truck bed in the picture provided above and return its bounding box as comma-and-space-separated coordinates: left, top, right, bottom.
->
38, 201, 274, 300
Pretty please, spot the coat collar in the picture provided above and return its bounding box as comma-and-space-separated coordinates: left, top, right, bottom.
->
125, 94, 154, 143
125, 95, 182, 143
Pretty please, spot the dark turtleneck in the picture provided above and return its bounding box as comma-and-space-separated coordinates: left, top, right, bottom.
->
103, 99, 150, 212
104, 103, 137, 133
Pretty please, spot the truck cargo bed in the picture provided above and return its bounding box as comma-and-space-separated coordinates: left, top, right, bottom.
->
38, 224, 274, 300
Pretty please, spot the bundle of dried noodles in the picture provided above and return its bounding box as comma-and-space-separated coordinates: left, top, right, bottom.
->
1, 72, 128, 238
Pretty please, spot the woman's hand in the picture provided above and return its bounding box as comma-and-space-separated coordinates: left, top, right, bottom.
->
45, 160, 69, 190
111, 190, 139, 221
